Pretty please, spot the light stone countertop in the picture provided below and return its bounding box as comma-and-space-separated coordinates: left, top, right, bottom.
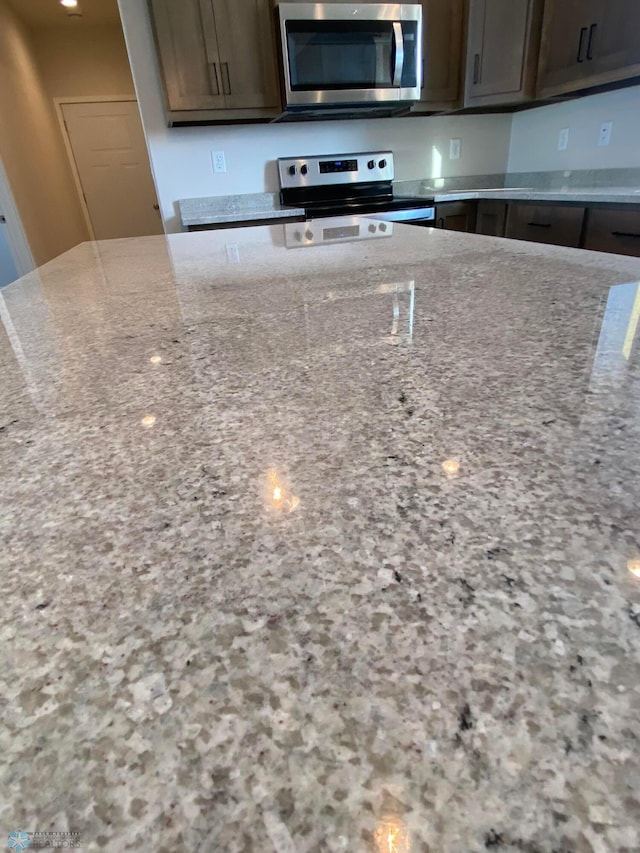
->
2, 223, 640, 852
178, 192, 305, 227
178, 186, 640, 230
430, 186, 640, 205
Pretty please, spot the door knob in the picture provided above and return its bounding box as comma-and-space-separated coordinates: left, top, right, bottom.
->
153, 204, 160, 210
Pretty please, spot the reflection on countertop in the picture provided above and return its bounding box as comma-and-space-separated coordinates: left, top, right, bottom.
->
1, 222, 640, 851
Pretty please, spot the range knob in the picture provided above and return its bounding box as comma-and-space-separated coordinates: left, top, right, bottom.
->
368, 223, 377, 233
379, 222, 388, 232
378, 158, 387, 169
367, 159, 376, 169
304, 229, 314, 241
301, 164, 308, 176
293, 230, 303, 242
288, 165, 297, 176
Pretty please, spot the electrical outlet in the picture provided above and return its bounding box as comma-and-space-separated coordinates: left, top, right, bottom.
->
598, 122, 612, 147
449, 138, 461, 160
212, 150, 227, 173
558, 127, 569, 151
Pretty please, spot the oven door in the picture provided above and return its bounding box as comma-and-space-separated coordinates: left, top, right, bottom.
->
277, 3, 422, 108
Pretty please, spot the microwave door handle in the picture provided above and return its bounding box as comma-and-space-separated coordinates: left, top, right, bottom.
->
392, 22, 404, 86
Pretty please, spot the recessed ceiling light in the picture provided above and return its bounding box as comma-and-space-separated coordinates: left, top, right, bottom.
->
60, 0, 79, 7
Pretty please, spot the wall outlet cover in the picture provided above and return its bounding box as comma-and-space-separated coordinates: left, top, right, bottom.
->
449, 138, 461, 160
225, 244, 240, 263
598, 122, 613, 147
212, 150, 227, 173
558, 128, 569, 151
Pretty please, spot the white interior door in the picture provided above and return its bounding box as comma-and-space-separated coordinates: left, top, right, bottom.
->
61, 101, 163, 240
0, 215, 19, 289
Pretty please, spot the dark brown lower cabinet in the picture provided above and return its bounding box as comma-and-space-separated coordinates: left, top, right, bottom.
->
433, 197, 640, 256
476, 200, 508, 237
505, 203, 585, 247
434, 201, 477, 232
583, 208, 640, 257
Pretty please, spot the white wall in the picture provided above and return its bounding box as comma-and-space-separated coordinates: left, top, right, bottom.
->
0, 0, 88, 264
508, 85, 640, 174
119, 0, 512, 233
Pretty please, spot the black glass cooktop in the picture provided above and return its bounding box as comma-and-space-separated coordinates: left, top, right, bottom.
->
291, 194, 435, 219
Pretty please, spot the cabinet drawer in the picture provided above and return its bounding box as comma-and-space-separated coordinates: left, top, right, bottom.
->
505, 203, 585, 247
583, 208, 640, 257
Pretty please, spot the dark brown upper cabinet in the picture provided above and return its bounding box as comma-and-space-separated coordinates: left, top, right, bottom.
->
411, 0, 466, 113
463, 0, 544, 107
537, 0, 640, 97
148, 0, 281, 124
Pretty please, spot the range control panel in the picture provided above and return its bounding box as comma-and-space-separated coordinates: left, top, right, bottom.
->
278, 151, 394, 189
284, 216, 394, 248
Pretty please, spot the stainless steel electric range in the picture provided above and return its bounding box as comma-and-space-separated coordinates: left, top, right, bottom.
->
278, 151, 435, 225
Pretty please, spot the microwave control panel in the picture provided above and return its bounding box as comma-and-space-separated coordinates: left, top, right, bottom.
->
278, 151, 394, 189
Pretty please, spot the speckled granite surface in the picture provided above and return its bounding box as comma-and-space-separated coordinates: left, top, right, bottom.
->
1, 224, 640, 852
178, 192, 305, 228
431, 187, 640, 205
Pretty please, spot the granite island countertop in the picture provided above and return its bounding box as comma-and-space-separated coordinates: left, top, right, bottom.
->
2, 223, 640, 852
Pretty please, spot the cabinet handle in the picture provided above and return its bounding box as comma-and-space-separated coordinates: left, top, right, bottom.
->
586, 23, 597, 60
208, 62, 220, 95
472, 53, 481, 84
611, 230, 640, 239
576, 26, 588, 62
221, 62, 231, 95
527, 222, 551, 228
437, 217, 445, 228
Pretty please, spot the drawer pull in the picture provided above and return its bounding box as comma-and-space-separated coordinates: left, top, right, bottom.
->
586, 23, 597, 60
577, 26, 588, 62
527, 222, 551, 228
611, 230, 640, 239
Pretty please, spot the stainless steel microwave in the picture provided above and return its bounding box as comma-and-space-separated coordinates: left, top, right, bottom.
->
276, 3, 423, 116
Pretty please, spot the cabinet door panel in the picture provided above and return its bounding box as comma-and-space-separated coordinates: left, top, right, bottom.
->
149, 0, 226, 111
587, 1, 640, 80
213, 0, 280, 109
537, 0, 640, 96
464, 0, 542, 106
476, 201, 507, 237
536, 0, 594, 96
506, 204, 584, 247
584, 208, 640, 257
435, 202, 476, 232
413, 0, 465, 110
469, 0, 529, 96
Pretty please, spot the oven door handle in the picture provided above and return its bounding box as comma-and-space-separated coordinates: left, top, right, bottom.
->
392, 22, 404, 87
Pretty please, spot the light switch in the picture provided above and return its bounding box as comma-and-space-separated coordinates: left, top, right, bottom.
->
449, 138, 461, 160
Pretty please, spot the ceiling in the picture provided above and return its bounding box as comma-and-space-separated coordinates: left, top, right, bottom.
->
8, 0, 122, 28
